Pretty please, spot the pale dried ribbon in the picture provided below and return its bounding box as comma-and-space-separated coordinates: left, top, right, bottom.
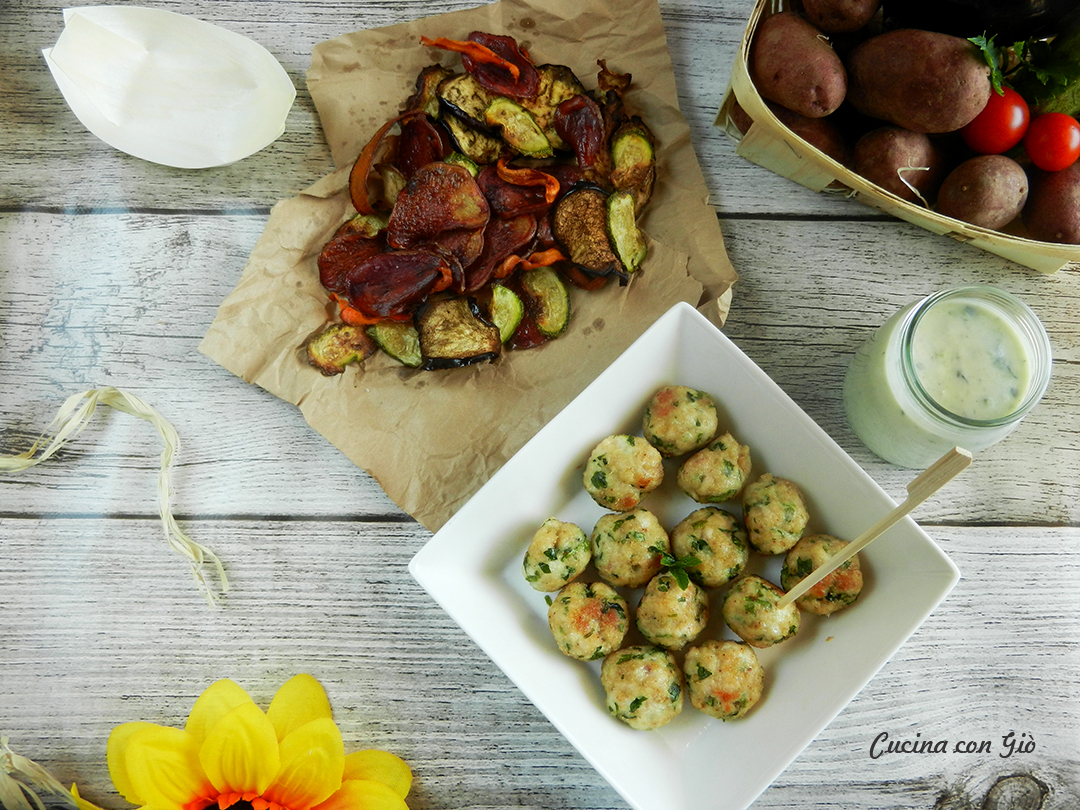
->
0, 737, 90, 810
0, 387, 228, 605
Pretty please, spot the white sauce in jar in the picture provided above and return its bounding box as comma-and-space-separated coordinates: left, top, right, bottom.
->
910, 299, 1030, 421
843, 286, 1052, 469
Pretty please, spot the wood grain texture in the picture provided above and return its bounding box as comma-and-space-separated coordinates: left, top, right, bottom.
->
2, 0, 1079, 808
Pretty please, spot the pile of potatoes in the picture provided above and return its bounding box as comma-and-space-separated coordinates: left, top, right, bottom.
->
733, 0, 1080, 244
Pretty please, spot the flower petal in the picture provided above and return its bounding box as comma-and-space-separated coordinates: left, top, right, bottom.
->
199, 702, 280, 796
107, 722, 157, 805
265, 675, 332, 741
263, 718, 343, 810
312, 780, 408, 810
185, 680, 257, 744
342, 751, 412, 799
121, 725, 213, 810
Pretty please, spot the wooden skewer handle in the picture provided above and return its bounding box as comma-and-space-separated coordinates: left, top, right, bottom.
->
776, 447, 973, 609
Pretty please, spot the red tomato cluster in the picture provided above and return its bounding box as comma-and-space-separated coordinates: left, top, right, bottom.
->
961, 86, 1080, 172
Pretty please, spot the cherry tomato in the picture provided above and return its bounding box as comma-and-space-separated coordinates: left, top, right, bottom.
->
1024, 112, 1080, 172
960, 87, 1029, 155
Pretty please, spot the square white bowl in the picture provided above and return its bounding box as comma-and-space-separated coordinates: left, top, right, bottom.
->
409, 302, 960, 810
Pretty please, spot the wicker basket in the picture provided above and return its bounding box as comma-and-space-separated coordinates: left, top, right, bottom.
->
716, 0, 1080, 274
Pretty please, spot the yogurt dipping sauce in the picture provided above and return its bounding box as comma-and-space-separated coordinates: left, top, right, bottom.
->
843, 285, 1052, 468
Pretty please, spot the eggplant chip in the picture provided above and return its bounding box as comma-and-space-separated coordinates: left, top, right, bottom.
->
552, 185, 624, 280
417, 296, 501, 369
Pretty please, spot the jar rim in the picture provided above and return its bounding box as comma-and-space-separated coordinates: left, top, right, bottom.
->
899, 284, 1053, 429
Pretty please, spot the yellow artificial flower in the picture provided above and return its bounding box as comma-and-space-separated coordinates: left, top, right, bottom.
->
107, 675, 411, 810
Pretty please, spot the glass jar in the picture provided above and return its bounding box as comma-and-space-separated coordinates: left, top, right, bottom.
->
843, 284, 1053, 468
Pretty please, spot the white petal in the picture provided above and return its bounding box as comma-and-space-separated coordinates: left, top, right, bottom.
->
43, 6, 296, 169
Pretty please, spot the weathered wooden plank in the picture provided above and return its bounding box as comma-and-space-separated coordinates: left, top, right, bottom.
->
2, 519, 1077, 809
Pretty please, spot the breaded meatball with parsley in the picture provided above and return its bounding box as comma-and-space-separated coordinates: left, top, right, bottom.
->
742, 473, 810, 556
635, 572, 709, 650
683, 640, 764, 721
641, 385, 718, 457
522, 518, 591, 592
591, 508, 669, 588
670, 506, 749, 589
547, 580, 629, 661
721, 574, 800, 648
676, 432, 752, 504
601, 645, 685, 730
583, 434, 664, 512
780, 533, 863, 615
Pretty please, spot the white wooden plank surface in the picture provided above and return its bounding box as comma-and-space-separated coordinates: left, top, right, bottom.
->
2, 0, 1079, 808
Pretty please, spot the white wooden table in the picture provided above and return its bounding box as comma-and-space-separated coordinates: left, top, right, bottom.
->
2, 1, 1078, 808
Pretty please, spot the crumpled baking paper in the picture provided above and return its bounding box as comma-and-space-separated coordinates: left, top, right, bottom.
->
42, 6, 296, 169
199, 0, 737, 532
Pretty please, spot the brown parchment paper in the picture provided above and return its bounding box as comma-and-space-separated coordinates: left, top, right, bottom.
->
199, 0, 737, 532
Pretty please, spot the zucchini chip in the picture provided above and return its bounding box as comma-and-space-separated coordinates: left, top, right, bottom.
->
418, 297, 502, 369
306, 323, 377, 376
552, 185, 623, 279
609, 118, 656, 214
520, 265, 571, 338
489, 284, 524, 343
605, 190, 647, 274
367, 320, 423, 368
484, 97, 553, 158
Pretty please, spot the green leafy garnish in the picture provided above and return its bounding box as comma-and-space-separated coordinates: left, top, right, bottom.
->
969, 33, 1006, 94
649, 545, 701, 589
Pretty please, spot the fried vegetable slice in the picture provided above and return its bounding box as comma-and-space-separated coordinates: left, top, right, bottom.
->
306, 323, 377, 376
367, 320, 423, 368
441, 115, 505, 165
388, 161, 490, 249
555, 93, 606, 170
476, 163, 551, 218
489, 284, 524, 343
463, 31, 540, 99
405, 64, 455, 117
605, 190, 647, 274
465, 213, 538, 291
438, 73, 495, 131
417, 296, 501, 369
521, 64, 589, 150
520, 265, 571, 338
609, 118, 656, 214
552, 184, 623, 279
344, 249, 453, 320
396, 115, 452, 178
317, 214, 388, 295
350, 110, 427, 214
484, 97, 553, 158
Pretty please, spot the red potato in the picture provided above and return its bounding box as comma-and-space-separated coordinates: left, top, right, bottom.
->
729, 98, 853, 167
845, 29, 992, 133
802, 0, 881, 34
749, 12, 847, 119
936, 155, 1028, 230
1023, 162, 1080, 244
853, 127, 947, 204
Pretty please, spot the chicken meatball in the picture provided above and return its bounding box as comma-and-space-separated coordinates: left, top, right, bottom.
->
676, 432, 752, 504
635, 572, 709, 650
601, 645, 685, 730
742, 473, 810, 555
641, 385, 719, 457
683, 640, 764, 721
670, 507, 749, 588
583, 434, 664, 512
547, 581, 629, 661
780, 533, 864, 615
522, 518, 592, 592
591, 508, 669, 588
721, 574, 800, 648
